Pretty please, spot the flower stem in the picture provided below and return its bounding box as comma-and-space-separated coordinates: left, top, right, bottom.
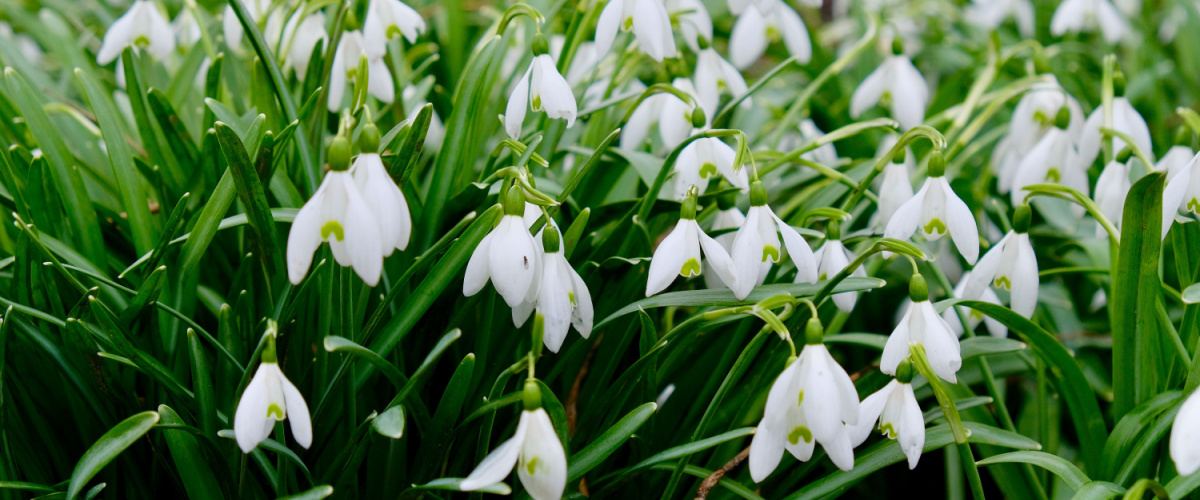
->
910, 345, 986, 500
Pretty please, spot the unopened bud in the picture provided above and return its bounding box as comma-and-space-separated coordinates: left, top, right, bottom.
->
891, 37, 904, 56
690, 106, 707, 129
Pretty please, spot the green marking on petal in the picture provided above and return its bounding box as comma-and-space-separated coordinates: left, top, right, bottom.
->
818, 273, 827, 281
681, 258, 701, 277
699, 163, 718, 178
923, 218, 947, 235
1046, 168, 1061, 183
762, 245, 780, 263
797, 389, 804, 406
994, 275, 1012, 290
880, 422, 898, 439
386, 25, 402, 40
1188, 197, 1200, 214
970, 310, 983, 321
526, 456, 539, 475
267, 403, 285, 420
623, 17, 633, 30
1032, 110, 1049, 126
321, 221, 345, 241
532, 94, 542, 111
568, 291, 577, 306
134, 35, 151, 48
788, 426, 813, 445
766, 25, 780, 42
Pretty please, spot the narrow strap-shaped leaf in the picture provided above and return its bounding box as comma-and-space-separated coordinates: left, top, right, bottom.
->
157, 405, 224, 500
66, 411, 160, 499
977, 451, 1089, 491
215, 122, 281, 274
117, 265, 167, 327
146, 89, 200, 168
567, 402, 657, 482
387, 103, 432, 185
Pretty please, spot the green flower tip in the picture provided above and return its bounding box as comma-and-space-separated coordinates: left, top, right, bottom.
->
681, 187, 699, 220
927, 149, 945, 177
503, 186, 527, 216
360, 122, 381, 154
1113, 70, 1126, 97
1013, 204, 1032, 234
328, 136, 352, 171
804, 317, 824, 345
895, 358, 914, 384
532, 34, 549, 56
1116, 147, 1132, 163
909, 273, 929, 302
1054, 106, 1071, 130
690, 106, 707, 129
542, 227, 561, 253
523, 378, 542, 410
749, 180, 768, 207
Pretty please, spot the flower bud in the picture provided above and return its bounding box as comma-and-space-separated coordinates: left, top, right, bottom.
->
503, 186, 527, 216
927, 149, 945, 177
909, 273, 929, 302
523, 378, 542, 410
532, 34, 549, 56
360, 122, 381, 154
1013, 204, 1032, 234
542, 226, 561, 252
1054, 106, 1071, 130
749, 180, 768, 207
804, 317, 823, 345
895, 358, 914, 383
328, 136, 351, 171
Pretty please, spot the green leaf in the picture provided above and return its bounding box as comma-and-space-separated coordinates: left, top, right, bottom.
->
976, 451, 1089, 490
415, 354, 475, 481
66, 411, 160, 500
323, 336, 407, 388
412, 478, 511, 494
1100, 390, 1181, 479
567, 402, 657, 481
215, 121, 281, 274
1073, 481, 1127, 500
276, 485, 334, 500
372, 405, 405, 439
157, 406, 223, 500
598, 427, 756, 488
0, 482, 55, 493
387, 103, 432, 185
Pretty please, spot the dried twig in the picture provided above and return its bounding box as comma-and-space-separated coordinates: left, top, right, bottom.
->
695, 445, 751, 500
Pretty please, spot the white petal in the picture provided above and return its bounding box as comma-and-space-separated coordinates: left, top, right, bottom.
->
847, 382, 893, 446
821, 429, 856, 472
287, 185, 326, 285
940, 179, 980, 264
593, 0, 625, 59
898, 384, 925, 469
749, 418, 785, 482
883, 183, 928, 243
647, 219, 690, 296
538, 256, 573, 353
464, 231, 496, 296
368, 58, 395, 104
698, 229, 739, 291
462, 415, 530, 490
881, 307, 914, 375
506, 64, 533, 139
518, 410, 568, 500
963, 232, 1008, 300
889, 57, 927, 130
1009, 234, 1040, 318
776, 215, 818, 284
729, 211, 766, 300
850, 63, 888, 119
342, 185, 384, 286
98, 5, 139, 65
568, 265, 594, 338
279, 371, 313, 449
776, 4, 812, 64
633, 0, 669, 61
729, 7, 768, 70
919, 302, 963, 383
1170, 389, 1200, 476
234, 365, 272, 453
327, 39, 349, 111
489, 216, 540, 307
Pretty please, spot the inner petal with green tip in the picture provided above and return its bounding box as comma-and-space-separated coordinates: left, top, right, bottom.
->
321, 221, 346, 241
923, 218, 947, 236
681, 258, 701, 277
788, 426, 813, 445
762, 245, 780, 263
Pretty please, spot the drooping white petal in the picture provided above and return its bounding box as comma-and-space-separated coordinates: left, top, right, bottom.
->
883, 182, 929, 243
749, 417, 785, 483
698, 229, 739, 290
917, 302, 963, 383
940, 179, 980, 264
848, 381, 895, 446
1008, 233, 1040, 318
488, 216, 540, 307
776, 3, 812, 64
279, 371, 313, 449
506, 64, 533, 139
462, 414, 530, 490
538, 255, 574, 353
889, 56, 928, 130
567, 265, 594, 338
850, 61, 888, 119
234, 364, 272, 453
881, 305, 915, 376
341, 183, 385, 286
776, 215, 818, 284
287, 184, 327, 285
647, 219, 691, 296
464, 232, 496, 297
593, 0, 625, 59
518, 409, 568, 500
729, 6, 768, 70
897, 383, 925, 468
729, 208, 767, 300
1170, 389, 1200, 476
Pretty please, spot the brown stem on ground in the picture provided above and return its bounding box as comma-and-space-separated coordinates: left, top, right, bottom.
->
695, 445, 751, 500
566, 333, 602, 438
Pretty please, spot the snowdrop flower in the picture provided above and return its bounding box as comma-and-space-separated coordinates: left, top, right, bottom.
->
465, 188, 542, 308
223, 0, 272, 51
668, 0, 713, 54
729, 0, 821, 16
963, 205, 1039, 319
281, 11, 329, 76
1157, 145, 1195, 181
729, 181, 819, 300
850, 45, 927, 130
674, 133, 747, 200
848, 363, 924, 469
1171, 388, 1200, 476
351, 123, 412, 256
704, 195, 746, 289
1077, 77, 1152, 168
872, 137, 915, 231
1051, 0, 1126, 43
749, 321, 859, 480
1094, 154, 1134, 236
815, 226, 864, 313
1162, 152, 1200, 239
328, 30, 394, 111
729, 1, 812, 70
964, 0, 1034, 36
97, 1, 175, 65
234, 322, 312, 453
884, 152, 980, 264
462, 381, 567, 500
942, 271, 1007, 338
532, 228, 593, 353
646, 189, 738, 295
287, 137, 383, 286
1011, 107, 1089, 209
594, 0, 676, 62
621, 78, 700, 151
694, 48, 750, 117
992, 77, 1084, 193
364, 0, 427, 47
506, 36, 577, 139
883, 274, 962, 383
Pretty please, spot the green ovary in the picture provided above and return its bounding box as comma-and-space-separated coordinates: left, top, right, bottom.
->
1046, 168, 1061, 182
681, 258, 701, 277
267, 403, 285, 420
762, 245, 780, 263
788, 426, 813, 445
526, 456, 539, 475
993, 275, 1012, 290
880, 422, 898, 439
321, 221, 345, 241
923, 218, 947, 235
699, 163, 718, 178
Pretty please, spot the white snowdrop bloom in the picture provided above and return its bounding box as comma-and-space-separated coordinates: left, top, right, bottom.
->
280, 11, 328, 76
942, 271, 1007, 338
364, 0, 426, 47
1157, 146, 1195, 181
749, 336, 859, 480
729, 0, 820, 16
729, 1, 812, 70
884, 153, 979, 265
506, 37, 577, 139
233, 326, 312, 453
287, 137, 384, 286
646, 192, 738, 295
465, 189, 542, 308
963, 206, 1039, 319
171, 8, 201, 48
704, 200, 746, 289
594, 0, 676, 62
222, 0, 272, 51
351, 124, 411, 256
848, 376, 924, 469
729, 181, 819, 300
327, 30, 394, 111
882, 275, 962, 383
668, 0, 713, 54
694, 48, 750, 118
850, 53, 927, 130
1010, 114, 1088, 210
674, 135, 747, 200
992, 80, 1085, 193
621, 78, 699, 151
1171, 388, 1200, 476
964, 0, 1034, 36
462, 384, 567, 500
97, 1, 175, 65
1051, 0, 1126, 43
532, 228, 593, 353
872, 137, 915, 231
1094, 157, 1133, 236
814, 235, 864, 313
1077, 96, 1152, 169
1162, 152, 1200, 239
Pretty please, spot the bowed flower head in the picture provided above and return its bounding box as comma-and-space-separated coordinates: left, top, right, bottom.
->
98, 0, 175, 65
963, 205, 1039, 318
730, 181, 819, 300
1077, 73, 1152, 168
287, 136, 383, 286
884, 152, 980, 264
462, 381, 567, 500
465, 187, 542, 308
1163, 152, 1200, 239
281, 11, 329, 76
594, 0, 676, 62
729, 1, 812, 70
328, 30, 394, 111
882, 274, 962, 383
815, 226, 865, 313
674, 134, 747, 200
872, 137, 915, 230
850, 43, 927, 130
646, 189, 738, 295
694, 48, 750, 116
1011, 106, 1088, 208
1093, 153, 1134, 236
621, 78, 699, 151
1051, 0, 1126, 44
534, 228, 594, 353
942, 271, 1008, 338
848, 361, 925, 469
364, 0, 426, 46
234, 322, 312, 453
352, 123, 412, 255
992, 77, 1084, 193
749, 321, 859, 480
506, 35, 577, 139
